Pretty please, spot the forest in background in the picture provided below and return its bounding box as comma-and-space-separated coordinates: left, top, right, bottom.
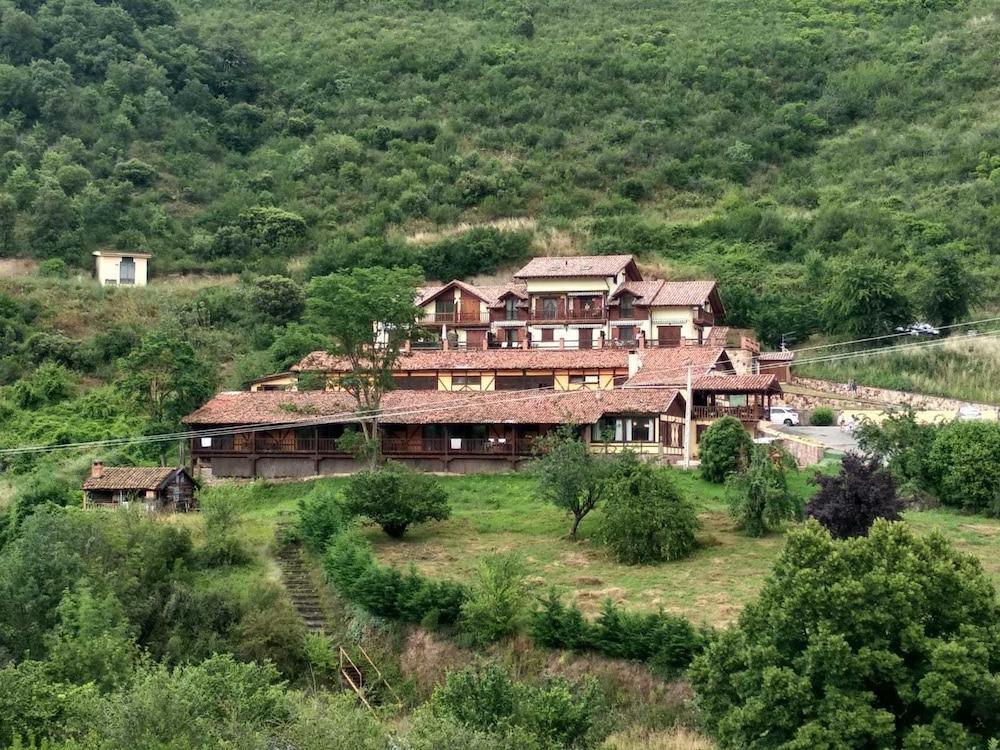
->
0, 0, 998, 346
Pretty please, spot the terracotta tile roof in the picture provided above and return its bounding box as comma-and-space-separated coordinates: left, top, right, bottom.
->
759, 350, 794, 361
83, 467, 183, 491
693, 374, 781, 393
648, 280, 718, 307
184, 388, 682, 427
608, 280, 664, 304
292, 348, 631, 373
625, 347, 731, 386
514, 255, 637, 279
481, 284, 529, 307
415, 285, 444, 305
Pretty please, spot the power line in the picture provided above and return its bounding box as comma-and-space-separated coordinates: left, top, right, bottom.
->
784, 315, 1000, 354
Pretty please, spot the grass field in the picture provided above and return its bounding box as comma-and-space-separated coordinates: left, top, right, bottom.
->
190, 462, 1000, 629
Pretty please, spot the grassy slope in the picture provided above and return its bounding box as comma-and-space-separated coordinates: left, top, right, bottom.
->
198, 466, 1000, 629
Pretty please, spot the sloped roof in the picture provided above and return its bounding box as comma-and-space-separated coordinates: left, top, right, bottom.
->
83, 467, 184, 491
514, 255, 638, 279
184, 388, 682, 427
648, 280, 718, 307
625, 347, 732, 386
693, 374, 781, 393
291, 348, 631, 373
607, 280, 665, 305
759, 350, 794, 361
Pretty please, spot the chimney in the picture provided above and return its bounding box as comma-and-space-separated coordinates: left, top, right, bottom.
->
637, 330, 646, 350
91, 461, 104, 479
403, 339, 412, 354
628, 352, 642, 378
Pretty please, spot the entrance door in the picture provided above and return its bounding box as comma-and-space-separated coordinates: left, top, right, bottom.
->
578, 328, 593, 349
657, 325, 682, 347
119, 257, 136, 285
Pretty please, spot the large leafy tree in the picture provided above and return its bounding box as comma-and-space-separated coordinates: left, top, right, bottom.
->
306, 266, 423, 465
921, 244, 972, 328
117, 332, 216, 460
724, 445, 801, 537
342, 461, 450, 538
823, 253, 911, 337
805, 453, 903, 538
927, 420, 1000, 515
691, 520, 1000, 748
698, 416, 753, 483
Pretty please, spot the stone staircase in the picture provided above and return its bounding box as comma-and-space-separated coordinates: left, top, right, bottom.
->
274, 523, 402, 715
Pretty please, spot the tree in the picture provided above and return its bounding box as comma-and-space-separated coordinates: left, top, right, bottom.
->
306, 266, 423, 465
238, 206, 307, 254
698, 416, 753, 483
725, 445, 801, 537
530, 425, 610, 540
0, 193, 15, 253
459, 552, 529, 645
823, 253, 911, 337
245, 275, 305, 326
690, 520, 1000, 748
598, 456, 700, 563
117, 332, 215, 461
927, 421, 1000, 515
854, 406, 939, 493
805, 453, 902, 538
342, 462, 450, 538
921, 244, 972, 328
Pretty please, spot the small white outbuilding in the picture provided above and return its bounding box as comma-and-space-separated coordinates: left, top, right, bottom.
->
92, 250, 151, 287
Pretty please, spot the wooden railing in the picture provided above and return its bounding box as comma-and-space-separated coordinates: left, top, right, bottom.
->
693, 405, 768, 420
195, 435, 532, 456
530, 306, 605, 321
420, 311, 490, 324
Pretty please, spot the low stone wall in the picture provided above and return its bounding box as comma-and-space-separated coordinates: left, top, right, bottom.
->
758, 423, 826, 467
787, 376, 997, 414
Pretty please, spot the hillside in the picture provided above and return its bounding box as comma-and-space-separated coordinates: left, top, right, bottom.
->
1, 0, 998, 345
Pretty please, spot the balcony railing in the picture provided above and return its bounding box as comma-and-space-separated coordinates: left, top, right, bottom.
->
194, 434, 534, 457
530, 306, 606, 322
692, 405, 768, 421
420, 311, 490, 324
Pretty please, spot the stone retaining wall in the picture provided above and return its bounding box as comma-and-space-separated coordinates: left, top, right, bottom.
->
787, 376, 997, 414
758, 423, 826, 467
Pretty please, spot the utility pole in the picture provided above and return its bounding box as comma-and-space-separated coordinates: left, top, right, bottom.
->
683, 362, 693, 469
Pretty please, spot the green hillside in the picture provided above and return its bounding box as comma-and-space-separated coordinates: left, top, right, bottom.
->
2, 0, 998, 344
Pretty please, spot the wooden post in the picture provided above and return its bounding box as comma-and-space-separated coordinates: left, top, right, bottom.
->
683, 363, 693, 469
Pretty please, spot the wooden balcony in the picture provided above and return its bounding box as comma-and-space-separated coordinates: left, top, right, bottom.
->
692, 405, 768, 421
530, 306, 606, 322
420, 311, 490, 325
194, 434, 534, 458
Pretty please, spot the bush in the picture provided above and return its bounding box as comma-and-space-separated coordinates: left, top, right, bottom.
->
927, 421, 1000, 514
298, 485, 346, 552
805, 453, 903, 538
808, 406, 835, 426
854, 406, 939, 490
698, 416, 753, 483
323, 532, 466, 627
199, 495, 250, 566
724, 446, 801, 536
599, 458, 700, 564
690, 520, 1000, 748
342, 462, 451, 538
460, 553, 529, 645
38, 258, 69, 278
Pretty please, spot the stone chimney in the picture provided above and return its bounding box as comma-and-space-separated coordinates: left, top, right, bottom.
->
91, 461, 104, 479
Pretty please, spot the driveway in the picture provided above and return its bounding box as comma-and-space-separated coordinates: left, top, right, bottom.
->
772, 425, 859, 454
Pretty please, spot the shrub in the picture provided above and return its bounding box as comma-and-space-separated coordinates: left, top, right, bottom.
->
854, 406, 939, 490
927, 421, 1000, 514
460, 553, 529, 645
805, 453, 903, 538
725, 446, 801, 536
298, 485, 346, 552
698, 416, 753, 483
599, 458, 700, 564
342, 462, 450, 538
38, 258, 69, 278
690, 520, 1000, 748
809, 406, 835, 426
530, 589, 591, 651
199, 495, 250, 566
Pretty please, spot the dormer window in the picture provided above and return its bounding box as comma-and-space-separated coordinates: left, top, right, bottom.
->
505, 297, 517, 320
619, 294, 634, 317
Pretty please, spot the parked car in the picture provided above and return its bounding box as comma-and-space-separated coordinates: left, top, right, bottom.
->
957, 404, 982, 421
769, 406, 800, 426
895, 322, 941, 337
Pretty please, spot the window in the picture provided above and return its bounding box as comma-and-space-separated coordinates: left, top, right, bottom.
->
594, 416, 655, 442
452, 374, 481, 388
619, 294, 634, 317
629, 418, 653, 442
540, 328, 554, 342
542, 298, 559, 318
119, 257, 135, 285
504, 328, 519, 347
496, 375, 552, 390
616, 326, 636, 345
435, 298, 455, 320
505, 297, 518, 321
569, 374, 600, 386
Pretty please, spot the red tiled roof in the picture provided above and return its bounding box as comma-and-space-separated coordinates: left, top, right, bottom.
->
292, 348, 631, 373
759, 350, 794, 361
608, 280, 664, 304
693, 374, 781, 393
83, 467, 184, 491
514, 255, 637, 279
648, 280, 718, 307
625, 347, 731, 386
184, 388, 682, 427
